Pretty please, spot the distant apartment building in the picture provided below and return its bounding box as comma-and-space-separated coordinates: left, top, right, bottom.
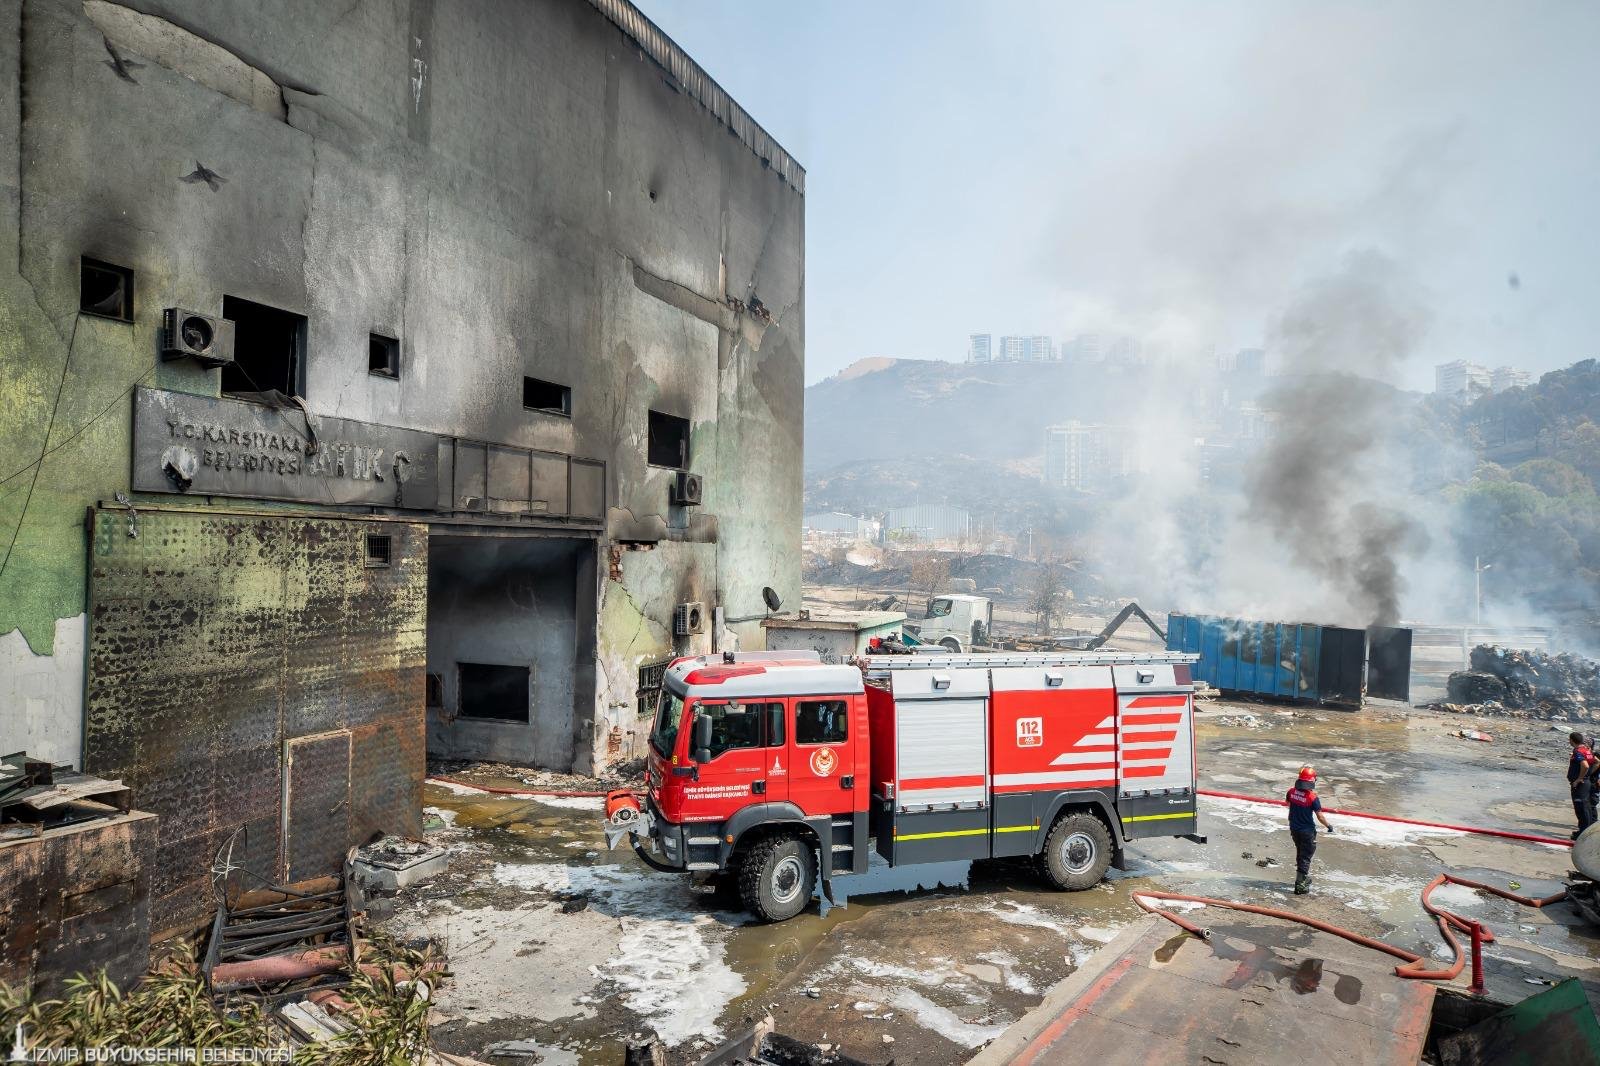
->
1491, 366, 1531, 392
968, 333, 992, 363
991, 335, 1056, 362
1435, 360, 1493, 398
1064, 333, 1102, 364
1043, 422, 1139, 491
1234, 348, 1267, 376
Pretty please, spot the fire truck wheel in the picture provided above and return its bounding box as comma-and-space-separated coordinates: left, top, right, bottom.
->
739, 834, 816, 922
1038, 812, 1112, 891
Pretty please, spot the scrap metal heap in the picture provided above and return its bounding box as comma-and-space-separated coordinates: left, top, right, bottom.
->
1444, 644, 1600, 718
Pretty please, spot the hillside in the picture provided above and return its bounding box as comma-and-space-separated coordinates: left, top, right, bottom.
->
803, 357, 1153, 476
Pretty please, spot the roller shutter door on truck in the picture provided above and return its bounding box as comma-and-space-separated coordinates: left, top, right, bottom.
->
881, 668, 991, 865
1113, 663, 1198, 838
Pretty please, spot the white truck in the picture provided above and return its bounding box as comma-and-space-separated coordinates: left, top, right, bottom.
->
906, 593, 992, 652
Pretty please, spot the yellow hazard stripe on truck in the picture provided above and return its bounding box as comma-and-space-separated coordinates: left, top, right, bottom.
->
1121, 812, 1195, 823
895, 825, 1039, 841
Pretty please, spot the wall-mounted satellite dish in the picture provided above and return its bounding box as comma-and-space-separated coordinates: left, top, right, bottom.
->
762, 586, 782, 614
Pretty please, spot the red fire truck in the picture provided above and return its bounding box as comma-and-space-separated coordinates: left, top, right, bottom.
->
603, 649, 1203, 921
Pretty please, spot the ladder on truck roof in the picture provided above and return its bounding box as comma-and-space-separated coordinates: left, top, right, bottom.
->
860, 651, 1199, 672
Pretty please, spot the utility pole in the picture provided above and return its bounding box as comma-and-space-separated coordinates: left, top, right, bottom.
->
1474, 556, 1493, 625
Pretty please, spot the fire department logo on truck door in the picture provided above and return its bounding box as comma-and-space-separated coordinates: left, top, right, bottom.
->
1017, 717, 1043, 747
809, 747, 838, 777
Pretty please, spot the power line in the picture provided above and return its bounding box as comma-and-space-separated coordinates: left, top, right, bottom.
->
0, 358, 158, 491
0, 313, 84, 582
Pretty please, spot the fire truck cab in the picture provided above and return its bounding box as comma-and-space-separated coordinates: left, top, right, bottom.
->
605, 649, 1202, 922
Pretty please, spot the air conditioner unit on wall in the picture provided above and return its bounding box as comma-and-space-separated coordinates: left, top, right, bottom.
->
162, 308, 235, 368
670, 470, 703, 506
674, 602, 705, 635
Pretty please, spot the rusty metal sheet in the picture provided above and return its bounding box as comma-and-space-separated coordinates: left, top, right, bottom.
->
283, 731, 351, 883
84, 507, 427, 932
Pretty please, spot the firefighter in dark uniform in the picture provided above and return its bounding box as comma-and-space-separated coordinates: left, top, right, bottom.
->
1287, 766, 1333, 895
1568, 731, 1595, 839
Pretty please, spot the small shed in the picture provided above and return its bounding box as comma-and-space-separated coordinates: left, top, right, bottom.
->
761, 610, 905, 663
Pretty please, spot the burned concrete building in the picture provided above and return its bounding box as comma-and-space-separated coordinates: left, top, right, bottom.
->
0, 0, 803, 930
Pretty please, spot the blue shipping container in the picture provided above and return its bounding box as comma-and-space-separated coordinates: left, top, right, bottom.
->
1166, 613, 1375, 705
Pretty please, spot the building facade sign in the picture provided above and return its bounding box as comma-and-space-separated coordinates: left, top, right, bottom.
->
133, 386, 441, 509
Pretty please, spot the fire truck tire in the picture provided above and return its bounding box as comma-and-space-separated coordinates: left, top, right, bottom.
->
1038, 812, 1113, 891
739, 834, 816, 922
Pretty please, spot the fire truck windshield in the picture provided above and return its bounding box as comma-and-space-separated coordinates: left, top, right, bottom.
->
649, 689, 686, 759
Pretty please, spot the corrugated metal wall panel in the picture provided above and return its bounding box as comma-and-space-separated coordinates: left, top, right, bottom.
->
84, 508, 427, 932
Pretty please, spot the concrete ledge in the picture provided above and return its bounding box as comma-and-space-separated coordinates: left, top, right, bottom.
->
968, 916, 1160, 1066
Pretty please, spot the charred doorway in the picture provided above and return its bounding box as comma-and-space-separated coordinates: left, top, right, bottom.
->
425, 535, 596, 770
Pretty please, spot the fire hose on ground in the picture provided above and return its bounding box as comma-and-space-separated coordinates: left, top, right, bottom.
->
1137, 789, 1573, 992
1132, 875, 1567, 993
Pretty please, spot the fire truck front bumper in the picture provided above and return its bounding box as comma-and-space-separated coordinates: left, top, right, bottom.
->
603, 790, 696, 872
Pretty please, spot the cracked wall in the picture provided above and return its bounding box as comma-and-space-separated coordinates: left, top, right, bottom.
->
0, 0, 804, 775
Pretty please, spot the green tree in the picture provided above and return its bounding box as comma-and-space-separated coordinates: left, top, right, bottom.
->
1511, 458, 1593, 498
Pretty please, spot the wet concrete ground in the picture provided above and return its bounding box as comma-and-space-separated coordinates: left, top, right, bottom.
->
392, 700, 1600, 1065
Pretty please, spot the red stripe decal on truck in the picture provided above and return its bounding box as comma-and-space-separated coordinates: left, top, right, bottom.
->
1121, 730, 1178, 743
1121, 712, 1183, 726
1120, 748, 1172, 762
1125, 696, 1188, 708
1122, 765, 1169, 778
900, 774, 987, 790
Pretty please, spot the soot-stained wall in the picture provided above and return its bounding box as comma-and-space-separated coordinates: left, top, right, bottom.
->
427, 536, 592, 768
0, 0, 804, 775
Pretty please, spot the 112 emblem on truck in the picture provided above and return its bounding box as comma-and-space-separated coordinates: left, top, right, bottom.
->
603, 649, 1205, 922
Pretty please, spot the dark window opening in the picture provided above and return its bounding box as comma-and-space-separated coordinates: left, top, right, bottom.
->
458, 663, 529, 722
369, 334, 399, 378
221, 295, 306, 399
524, 377, 572, 417
648, 410, 690, 469
637, 658, 670, 717
762, 702, 786, 747
426, 673, 443, 708
795, 699, 848, 745
80, 258, 133, 322
365, 533, 391, 568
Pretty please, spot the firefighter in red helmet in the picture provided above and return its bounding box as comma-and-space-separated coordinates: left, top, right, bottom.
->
1287, 766, 1334, 895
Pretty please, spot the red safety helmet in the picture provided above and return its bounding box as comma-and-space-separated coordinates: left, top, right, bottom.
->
1298, 766, 1317, 783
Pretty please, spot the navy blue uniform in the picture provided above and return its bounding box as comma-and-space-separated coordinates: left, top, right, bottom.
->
1287, 783, 1321, 885
1570, 746, 1595, 835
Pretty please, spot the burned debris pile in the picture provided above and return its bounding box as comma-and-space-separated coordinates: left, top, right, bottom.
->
1440, 645, 1600, 719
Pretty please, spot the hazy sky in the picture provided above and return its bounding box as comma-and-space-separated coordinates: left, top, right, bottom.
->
636, 1, 1600, 388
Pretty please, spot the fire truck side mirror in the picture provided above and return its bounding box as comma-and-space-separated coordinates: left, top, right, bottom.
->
691, 714, 713, 763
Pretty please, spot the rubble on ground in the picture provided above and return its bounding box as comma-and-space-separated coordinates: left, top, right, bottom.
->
1438, 645, 1600, 719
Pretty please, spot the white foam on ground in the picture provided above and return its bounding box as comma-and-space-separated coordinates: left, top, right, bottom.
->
984, 901, 1068, 933
610, 916, 746, 1046
423, 805, 458, 826
976, 950, 1038, 995
1144, 899, 1206, 913
488, 862, 745, 1045
531, 795, 605, 811
1077, 925, 1121, 943
884, 987, 1008, 1049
